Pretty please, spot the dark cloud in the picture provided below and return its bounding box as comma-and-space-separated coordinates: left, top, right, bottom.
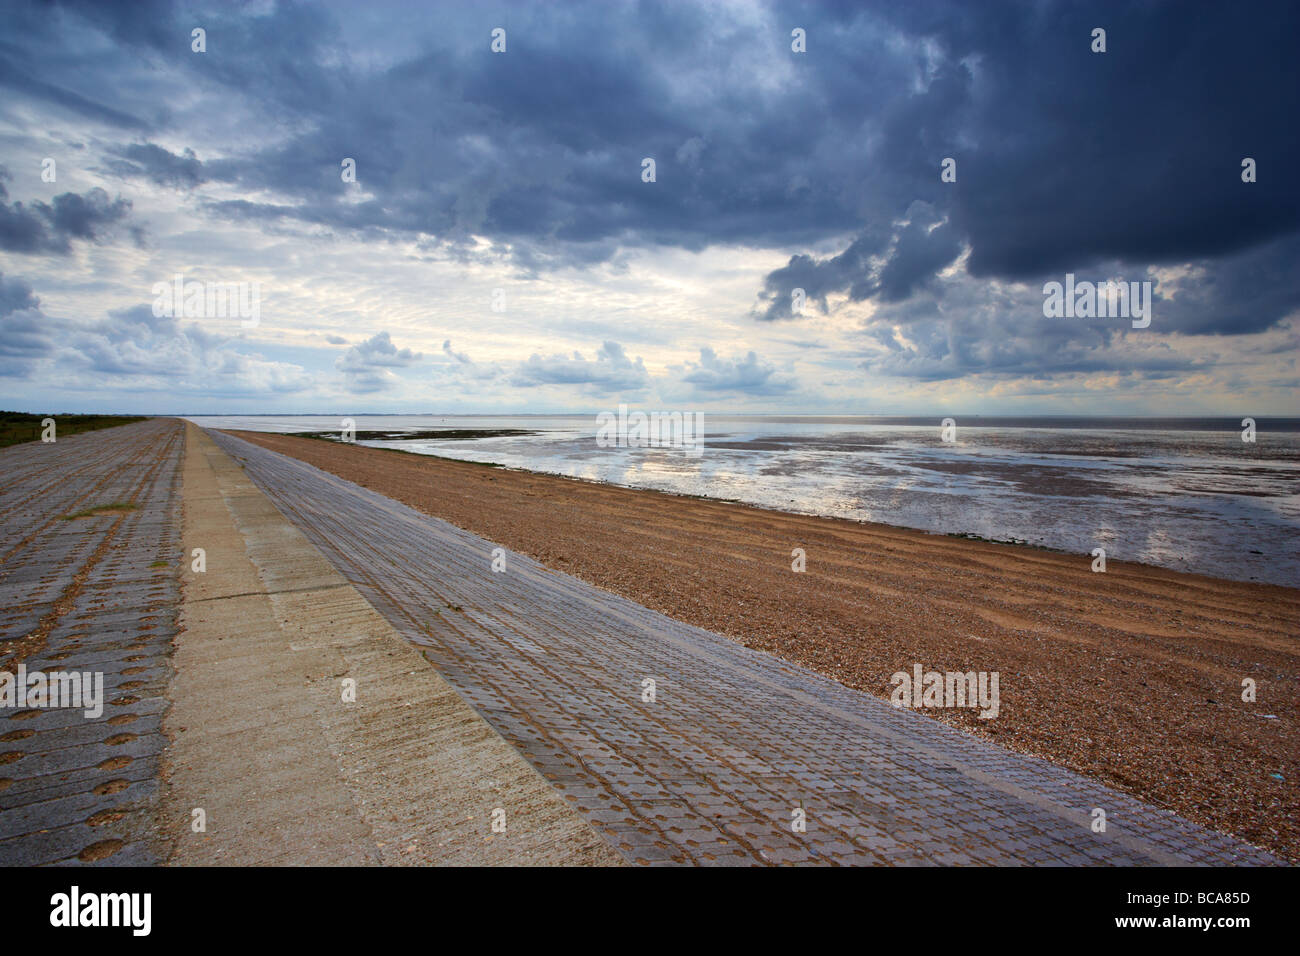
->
851, 227, 1300, 385
19, 0, 1290, 338
874, 208, 963, 303
0, 271, 41, 316
13, 1, 1297, 291
755, 0, 1300, 336
0, 272, 54, 376
753, 227, 893, 321
107, 143, 207, 189
1150, 234, 1300, 337
20, 0, 879, 263
946, 2, 1300, 279
0, 55, 147, 129
849, 266, 1220, 383
4, 0, 1295, 402
754, 201, 965, 319
0, 172, 134, 254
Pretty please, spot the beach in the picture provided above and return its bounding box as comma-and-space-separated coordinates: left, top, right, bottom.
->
7, 0, 1299, 913
229, 429, 1300, 860
192, 414, 1300, 588
2, 421, 1292, 866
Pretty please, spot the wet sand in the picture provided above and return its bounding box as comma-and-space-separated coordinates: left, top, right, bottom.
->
230, 430, 1300, 861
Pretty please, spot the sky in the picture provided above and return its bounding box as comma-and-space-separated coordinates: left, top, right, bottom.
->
0, 0, 1297, 416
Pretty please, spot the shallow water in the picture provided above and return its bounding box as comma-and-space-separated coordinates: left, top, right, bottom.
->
188, 415, 1300, 587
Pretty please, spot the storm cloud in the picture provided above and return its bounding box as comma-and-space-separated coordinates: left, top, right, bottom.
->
0, 173, 135, 254
0, 0, 1295, 411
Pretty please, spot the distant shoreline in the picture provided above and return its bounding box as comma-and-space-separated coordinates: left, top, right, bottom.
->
193, 414, 1300, 588
188, 413, 1300, 432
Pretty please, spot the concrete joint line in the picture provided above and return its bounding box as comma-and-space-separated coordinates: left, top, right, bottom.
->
161, 424, 621, 867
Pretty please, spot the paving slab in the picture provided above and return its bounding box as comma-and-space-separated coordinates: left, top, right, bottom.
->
161, 424, 621, 866
208, 427, 1283, 867
0, 419, 183, 866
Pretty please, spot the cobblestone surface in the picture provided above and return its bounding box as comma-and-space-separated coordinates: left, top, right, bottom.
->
0, 420, 182, 866
210, 429, 1281, 867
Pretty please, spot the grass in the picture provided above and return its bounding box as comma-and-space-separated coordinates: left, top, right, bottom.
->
0, 411, 147, 448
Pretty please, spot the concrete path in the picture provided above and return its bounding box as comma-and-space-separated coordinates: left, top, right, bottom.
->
1, 421, 617, 867
0, 419, 182, 865
209, 428, 1282, 866
164, 424, 620, 865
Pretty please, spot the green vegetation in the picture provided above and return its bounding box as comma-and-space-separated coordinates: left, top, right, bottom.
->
0, 411, 147, 448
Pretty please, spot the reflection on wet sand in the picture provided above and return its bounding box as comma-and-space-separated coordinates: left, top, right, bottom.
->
188, 415, 1300, 586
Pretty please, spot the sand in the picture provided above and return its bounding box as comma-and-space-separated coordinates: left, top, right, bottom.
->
227, 430, 1300, 861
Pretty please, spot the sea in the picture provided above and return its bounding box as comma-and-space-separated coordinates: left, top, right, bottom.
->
185, 415, 1300, 588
